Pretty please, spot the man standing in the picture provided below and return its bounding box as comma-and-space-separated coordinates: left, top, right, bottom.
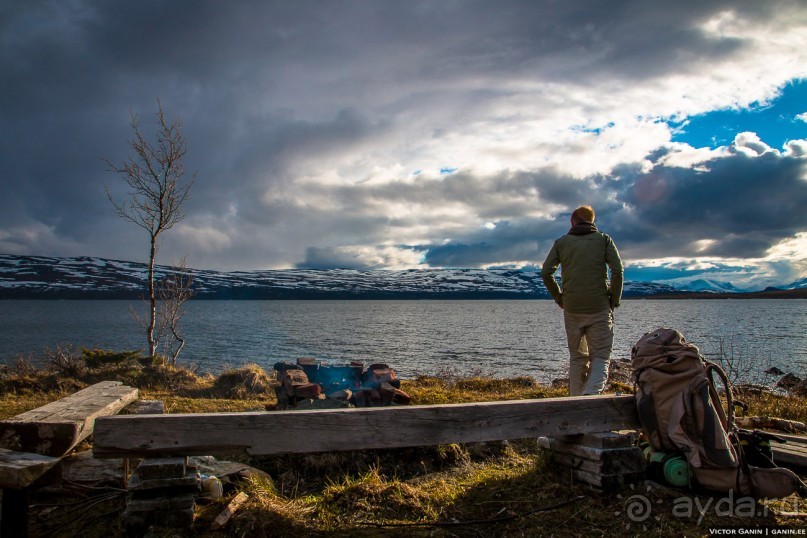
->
541, 205, 623, 396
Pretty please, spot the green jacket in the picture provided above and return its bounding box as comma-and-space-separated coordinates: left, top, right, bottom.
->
541, 225, 623, 314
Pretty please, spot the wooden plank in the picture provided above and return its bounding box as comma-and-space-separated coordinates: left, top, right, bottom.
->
555, 431, 638, 449
211, 492, 249, 531
0, 381, 139, 457
59, 450, 125, 487
568, 468, 644, 490
0, 448, 60, 489
93, 394, 639, 458
128, 469, 198, 491
136, 457, 188, 480
772, 441, 807, 469
537, 436, 635, 460
771, 433, 807, 445
537, 436, 645, 473
741, 432, 807, 469
549, 449, 645, 475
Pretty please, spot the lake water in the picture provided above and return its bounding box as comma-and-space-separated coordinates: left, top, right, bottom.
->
1, 300, 805, 382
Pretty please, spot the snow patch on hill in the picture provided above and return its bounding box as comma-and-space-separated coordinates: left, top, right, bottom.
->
0, 254, 682, 299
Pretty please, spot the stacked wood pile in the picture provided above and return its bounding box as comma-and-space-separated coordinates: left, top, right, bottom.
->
273, 358, 411, 409
122, 457, 198, 532
537, 431, 644, 490
0, 381, 139, 537
0, 380, 139, 458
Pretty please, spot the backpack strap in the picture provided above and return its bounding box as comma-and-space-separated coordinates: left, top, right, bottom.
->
706, 361, 753, 494
704, 360, 734, 429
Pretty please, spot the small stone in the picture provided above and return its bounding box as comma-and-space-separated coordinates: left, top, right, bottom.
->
777, 373, 803, 391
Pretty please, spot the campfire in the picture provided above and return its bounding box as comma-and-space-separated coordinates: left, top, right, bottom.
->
273, 358, 411, 409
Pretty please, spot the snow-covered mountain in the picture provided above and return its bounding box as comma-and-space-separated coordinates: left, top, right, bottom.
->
0, 254, 684, 299
672, 279, 741, 293
670, 277, 807, 294
786, 277, 807, 290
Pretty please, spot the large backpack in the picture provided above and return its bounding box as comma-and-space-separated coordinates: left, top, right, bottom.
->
631, 327, 807, 499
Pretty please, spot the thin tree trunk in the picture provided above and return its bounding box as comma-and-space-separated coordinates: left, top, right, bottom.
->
147, 237, 157, 356
170, 325, 185, 364
105, 103, 195, 360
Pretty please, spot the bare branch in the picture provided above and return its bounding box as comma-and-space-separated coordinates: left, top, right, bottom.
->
157, 257, 196, 364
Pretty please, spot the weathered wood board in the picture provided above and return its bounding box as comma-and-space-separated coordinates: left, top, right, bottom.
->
0, 381, 138, 457
93, 394, 640, 458
211, 492, 249, 531
537, 436, 644, 475
555, 431, 637, 449
547, 448, 644, 474
59, 450, 125, 487
771, 433, 807, 469
0, 448, 60, 489
568, 468, 644, 490
537, 435, 637, 458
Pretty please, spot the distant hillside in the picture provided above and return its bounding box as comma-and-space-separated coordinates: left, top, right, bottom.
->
0, 254, 686, 300
645, 288, 807, 300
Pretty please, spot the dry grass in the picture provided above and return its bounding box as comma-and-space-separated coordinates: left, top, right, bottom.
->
1, 352, 806, 537
735, 390, 807, 424
212, 363, 276, 399
406, 374, 567, 404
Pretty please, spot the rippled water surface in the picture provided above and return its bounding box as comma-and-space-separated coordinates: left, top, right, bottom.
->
1, 299, 805, 380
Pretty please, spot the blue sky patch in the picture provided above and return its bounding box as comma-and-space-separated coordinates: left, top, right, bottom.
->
670, 79, 807, 149
571, 121, 615, 135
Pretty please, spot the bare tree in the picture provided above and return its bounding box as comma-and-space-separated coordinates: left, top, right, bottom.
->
157, 257, 196, 364
105, 101, 196, 356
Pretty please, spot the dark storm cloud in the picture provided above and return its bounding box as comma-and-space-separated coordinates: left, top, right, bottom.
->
1, 0, 806, 283
298, 168, 627, 267
421, 219, 552, 267
612, 149, 807, 259
413, 147, 807, 267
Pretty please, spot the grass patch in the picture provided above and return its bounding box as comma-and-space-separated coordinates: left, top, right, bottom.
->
1, 353, 806, 536
212, 363, 276, 398
405, 374, 566, 404
139, 392, 273, 414
736, 390, 807, 423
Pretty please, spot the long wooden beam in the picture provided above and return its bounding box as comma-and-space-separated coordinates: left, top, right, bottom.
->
93, 394, 639, 458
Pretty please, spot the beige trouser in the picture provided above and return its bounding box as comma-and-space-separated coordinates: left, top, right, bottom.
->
564, 309, 614, 396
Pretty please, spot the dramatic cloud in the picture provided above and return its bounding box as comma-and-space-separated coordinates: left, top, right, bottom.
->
1, 0, 806, 289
